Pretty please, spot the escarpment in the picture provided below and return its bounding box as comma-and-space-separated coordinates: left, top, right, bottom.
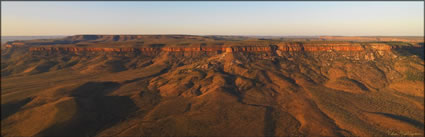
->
23, 41, 418, 75
29, 47, 161, 56
27, 42, 400, 56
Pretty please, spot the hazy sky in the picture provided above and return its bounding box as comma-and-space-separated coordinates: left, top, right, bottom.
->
1, 2, 424, 36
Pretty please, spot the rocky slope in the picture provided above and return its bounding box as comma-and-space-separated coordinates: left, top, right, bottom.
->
26, 42, 397, 54
1, 35, 424, 137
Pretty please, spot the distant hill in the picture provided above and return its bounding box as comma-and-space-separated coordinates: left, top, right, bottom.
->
1, 36, 68, 44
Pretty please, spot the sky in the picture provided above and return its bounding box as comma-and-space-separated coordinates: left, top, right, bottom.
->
1, 2, 424, 36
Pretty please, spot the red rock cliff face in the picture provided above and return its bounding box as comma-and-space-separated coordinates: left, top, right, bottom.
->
161, 47, 204, 52
303, 43, 364, 51
160, 47, 273, 52
30, 47, 159, 52
3, 42, 26, 48
277, 42, 365, 51
29, 43, 395, 56
225, 46, 273, 52
369, 43, 393, 50
29, 47, 161, 56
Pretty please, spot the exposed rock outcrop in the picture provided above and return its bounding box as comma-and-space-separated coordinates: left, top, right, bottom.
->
28, 42, 396, 56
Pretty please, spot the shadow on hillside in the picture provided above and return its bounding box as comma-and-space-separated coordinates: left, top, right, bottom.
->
36, 81, 138, 137
392, 44, 424, 60
1, 97, 32, 120
373, 112, 424, 130
122, 66, 169, 84
264, 106, 276, 137
149, 44, 166, 48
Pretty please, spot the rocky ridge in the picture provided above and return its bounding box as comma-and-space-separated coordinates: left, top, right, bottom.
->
28, 42, 395, 55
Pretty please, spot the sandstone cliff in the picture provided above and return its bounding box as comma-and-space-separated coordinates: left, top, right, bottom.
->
28, 42, 397, 56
